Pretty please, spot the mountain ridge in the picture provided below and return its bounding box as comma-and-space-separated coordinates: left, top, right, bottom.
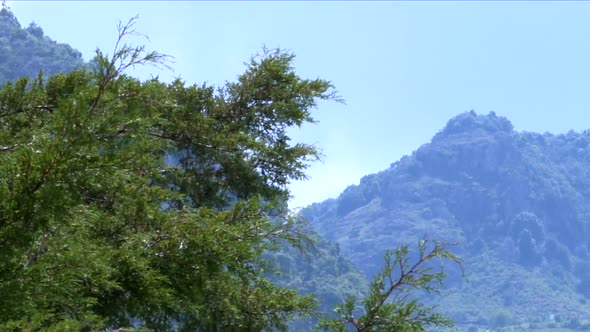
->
304, 111, 590, 327
0, 8, 85, 84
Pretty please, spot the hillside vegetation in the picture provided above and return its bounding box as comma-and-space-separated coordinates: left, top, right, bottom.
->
304, 111, 590, 330
0, 8, 84, 84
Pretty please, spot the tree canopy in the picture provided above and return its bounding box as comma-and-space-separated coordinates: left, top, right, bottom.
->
0, 18, 340, 331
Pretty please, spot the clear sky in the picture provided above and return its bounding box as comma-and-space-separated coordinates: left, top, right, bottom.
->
8, 1, 590, 208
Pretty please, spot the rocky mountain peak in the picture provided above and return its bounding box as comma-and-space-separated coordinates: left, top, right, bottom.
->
436, 111, 514, 139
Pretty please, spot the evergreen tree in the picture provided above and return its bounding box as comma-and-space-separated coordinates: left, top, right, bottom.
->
0, 15, 460, 332
0, 17, 338, 331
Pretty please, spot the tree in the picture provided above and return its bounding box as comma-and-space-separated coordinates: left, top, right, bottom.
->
319, 240, 461, 332
0, 17, 340, 331
510, 211, 544, 243
0, 15, 462, 332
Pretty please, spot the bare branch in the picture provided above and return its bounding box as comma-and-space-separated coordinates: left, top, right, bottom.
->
90, 15, 174, 113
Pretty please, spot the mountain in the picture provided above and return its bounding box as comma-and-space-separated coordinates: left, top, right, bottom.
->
0, 8, 85, 84
304, 111, 590, 330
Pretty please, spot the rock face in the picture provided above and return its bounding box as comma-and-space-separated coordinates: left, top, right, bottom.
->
304, 111, 590, 326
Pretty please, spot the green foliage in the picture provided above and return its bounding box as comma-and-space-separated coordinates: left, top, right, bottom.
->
0, 9, 85, 84
0, 17, 343, 331
319, 240, 460, 332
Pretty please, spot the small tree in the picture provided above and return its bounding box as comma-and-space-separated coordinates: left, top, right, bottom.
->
319, 240, 461, 332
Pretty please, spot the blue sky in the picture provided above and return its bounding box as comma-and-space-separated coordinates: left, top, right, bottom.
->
9, 1, 590, 208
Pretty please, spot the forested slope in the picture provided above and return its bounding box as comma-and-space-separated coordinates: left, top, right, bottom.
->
0, 8, 84, 84
304, 111, 590, 329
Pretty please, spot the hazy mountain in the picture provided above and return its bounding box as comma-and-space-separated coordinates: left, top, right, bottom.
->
304, 111, 590, 329
0, 8, 84, 84
267, 230, 368, 329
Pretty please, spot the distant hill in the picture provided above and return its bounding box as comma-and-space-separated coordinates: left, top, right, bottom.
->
0, 8, 85, 84
304, 111, 590, 330
267, 229, 367, 330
